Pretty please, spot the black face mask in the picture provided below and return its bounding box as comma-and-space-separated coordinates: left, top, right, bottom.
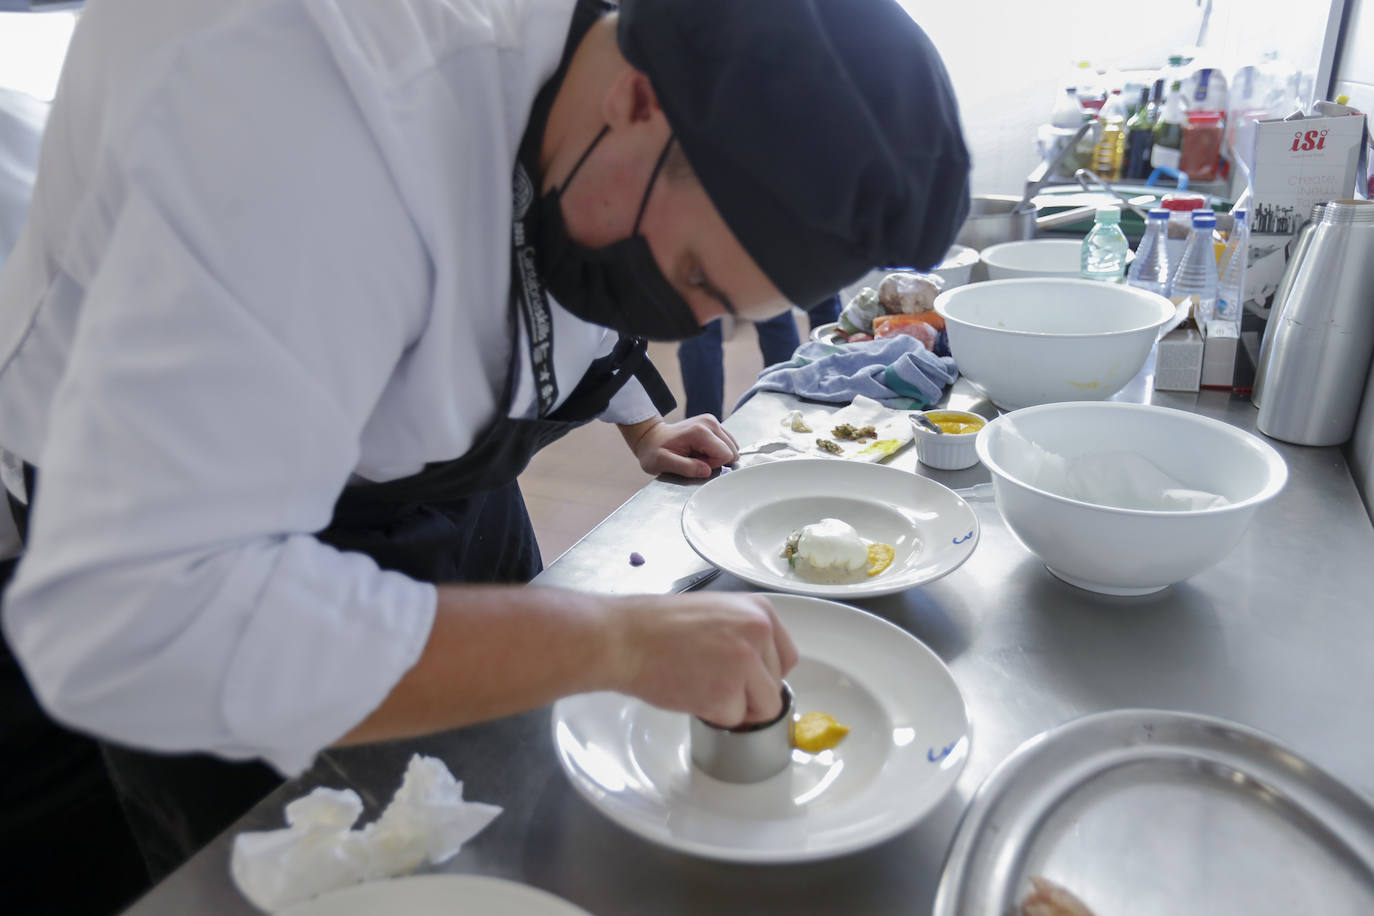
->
533, 128, 709, 342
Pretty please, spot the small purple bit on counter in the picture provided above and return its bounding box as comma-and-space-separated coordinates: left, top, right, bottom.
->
629, 552, 646, 567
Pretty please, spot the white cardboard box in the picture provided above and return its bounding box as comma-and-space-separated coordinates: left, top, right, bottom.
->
1201, 320, 1239, 388
1156, 327, 1204, 392
1244, 113, 1368, 312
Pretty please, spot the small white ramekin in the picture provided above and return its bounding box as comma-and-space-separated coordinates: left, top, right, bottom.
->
910, 410, 986, 470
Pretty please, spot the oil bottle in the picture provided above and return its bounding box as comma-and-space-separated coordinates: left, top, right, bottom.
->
1091, 91, 1128, 179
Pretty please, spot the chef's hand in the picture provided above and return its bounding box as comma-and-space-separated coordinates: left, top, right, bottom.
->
619, 415, 739, 478
610, 593, 799, 726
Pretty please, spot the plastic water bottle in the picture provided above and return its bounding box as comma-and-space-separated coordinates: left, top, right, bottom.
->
1080, 207, 1129, 283
1215, 208, 1248, 323
1170, 211, 1220, 321
1127, 208, 1173, 296
1160, 192, 1207, 267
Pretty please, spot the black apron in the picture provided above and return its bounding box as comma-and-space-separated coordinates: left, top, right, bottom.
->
1, 467, 151, 914
11, 0, 676, 882
102, 319, 673, 882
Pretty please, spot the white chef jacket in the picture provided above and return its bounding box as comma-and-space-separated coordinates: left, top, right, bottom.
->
0, 86, 49, 557
0, 0, 657, 775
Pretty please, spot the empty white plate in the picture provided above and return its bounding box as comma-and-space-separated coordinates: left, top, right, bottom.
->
552, 594, 971, 863
278, 874, 593, 916
681, 459, 979, 598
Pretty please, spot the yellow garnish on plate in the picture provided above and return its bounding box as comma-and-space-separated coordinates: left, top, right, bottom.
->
866, 542, 895, 576
856, 438, 902, 459
793, 712, 850, 753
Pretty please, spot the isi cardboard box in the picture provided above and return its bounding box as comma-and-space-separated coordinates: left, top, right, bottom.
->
1244, 112, 1368, 314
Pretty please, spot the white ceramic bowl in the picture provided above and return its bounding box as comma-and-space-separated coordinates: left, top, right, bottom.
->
934, 278, 1175, 410
931, 244, 980, 288
911, 410, 986, 470
980, 239, 1134, 281
976, 402, 1288, 596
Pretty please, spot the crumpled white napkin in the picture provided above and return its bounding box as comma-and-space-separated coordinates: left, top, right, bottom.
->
230, 754, 502, 913
736, 395, 914, 467
999, 419, 1230, 511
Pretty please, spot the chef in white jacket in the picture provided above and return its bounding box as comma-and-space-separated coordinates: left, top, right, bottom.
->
0, 0, 970, 878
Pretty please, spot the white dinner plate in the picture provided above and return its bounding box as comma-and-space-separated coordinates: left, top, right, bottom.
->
278, 874, 593, 916
551, 593, 971, 863
681, 459, 979, 598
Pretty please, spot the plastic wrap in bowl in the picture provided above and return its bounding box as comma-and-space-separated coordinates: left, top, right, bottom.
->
980, 239, 1134, 280
976, 402, 1287, 596
934, 278, 1174, 410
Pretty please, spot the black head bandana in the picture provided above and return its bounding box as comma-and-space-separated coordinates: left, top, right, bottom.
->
617, 0, 972, 306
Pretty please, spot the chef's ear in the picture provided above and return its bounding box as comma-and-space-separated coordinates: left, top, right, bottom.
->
603, 67, 662, 128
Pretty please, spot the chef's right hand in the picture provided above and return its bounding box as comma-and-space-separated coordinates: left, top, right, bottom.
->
610, 593, 799, 726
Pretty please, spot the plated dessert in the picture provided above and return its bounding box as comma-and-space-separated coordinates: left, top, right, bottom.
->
779, 518, 896, 583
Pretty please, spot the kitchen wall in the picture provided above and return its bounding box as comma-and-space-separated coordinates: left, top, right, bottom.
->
903, 0, 1336, 198
1333, 0, 1374, 112
0, 9, 76, 100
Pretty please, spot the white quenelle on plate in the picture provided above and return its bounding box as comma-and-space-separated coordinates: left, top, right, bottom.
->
278, 875, 593, 916
681, 459, 979, 598
552, 594, 971, 863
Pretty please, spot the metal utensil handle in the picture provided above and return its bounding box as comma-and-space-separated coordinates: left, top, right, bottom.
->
1074, 168, 1153, 221
1033, 204, 1100, 232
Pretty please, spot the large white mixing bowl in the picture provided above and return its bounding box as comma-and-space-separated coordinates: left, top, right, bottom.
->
980, 239, 1134, 280
935, 278, 1175, 410
976, 402, 1288, 596
931, 244, 980, 288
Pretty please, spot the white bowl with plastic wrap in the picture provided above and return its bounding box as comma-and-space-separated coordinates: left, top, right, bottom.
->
934, 278, 1174, 410
975, 402, 1288, 596
980, 239, 1133, 280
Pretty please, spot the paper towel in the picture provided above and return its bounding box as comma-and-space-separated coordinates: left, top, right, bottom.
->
737, 395, 913, 466
231, 754, 502, 912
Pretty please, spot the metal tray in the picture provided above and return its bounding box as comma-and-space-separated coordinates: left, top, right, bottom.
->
810, 320, 845, 345
934, 709, 1374, 916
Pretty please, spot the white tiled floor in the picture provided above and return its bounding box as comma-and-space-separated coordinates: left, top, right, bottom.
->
518, 313, 805, 563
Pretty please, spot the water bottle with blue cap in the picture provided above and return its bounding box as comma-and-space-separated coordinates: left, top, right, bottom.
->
1170, 211, 1220, 322
1215, 209, 1248, 323
1127, 208, 1173, 296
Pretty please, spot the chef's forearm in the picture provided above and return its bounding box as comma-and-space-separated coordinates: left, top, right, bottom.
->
617, 416, 663, 453
335, 585, 625, 746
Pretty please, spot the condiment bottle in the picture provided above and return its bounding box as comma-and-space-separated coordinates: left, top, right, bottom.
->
1092, 91, 1128, 180
1180, 111, 1224, 181
1123, 87, 1155, 180
1151, 81, 1186, 174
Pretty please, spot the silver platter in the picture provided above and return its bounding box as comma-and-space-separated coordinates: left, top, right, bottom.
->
809, 320, 844, 345
935, 709, 1374, 916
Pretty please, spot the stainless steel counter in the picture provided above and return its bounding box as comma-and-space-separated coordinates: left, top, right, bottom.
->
124, 372, 1374, 915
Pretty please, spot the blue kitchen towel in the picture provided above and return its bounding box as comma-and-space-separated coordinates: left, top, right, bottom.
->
735, 335, 958, 410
